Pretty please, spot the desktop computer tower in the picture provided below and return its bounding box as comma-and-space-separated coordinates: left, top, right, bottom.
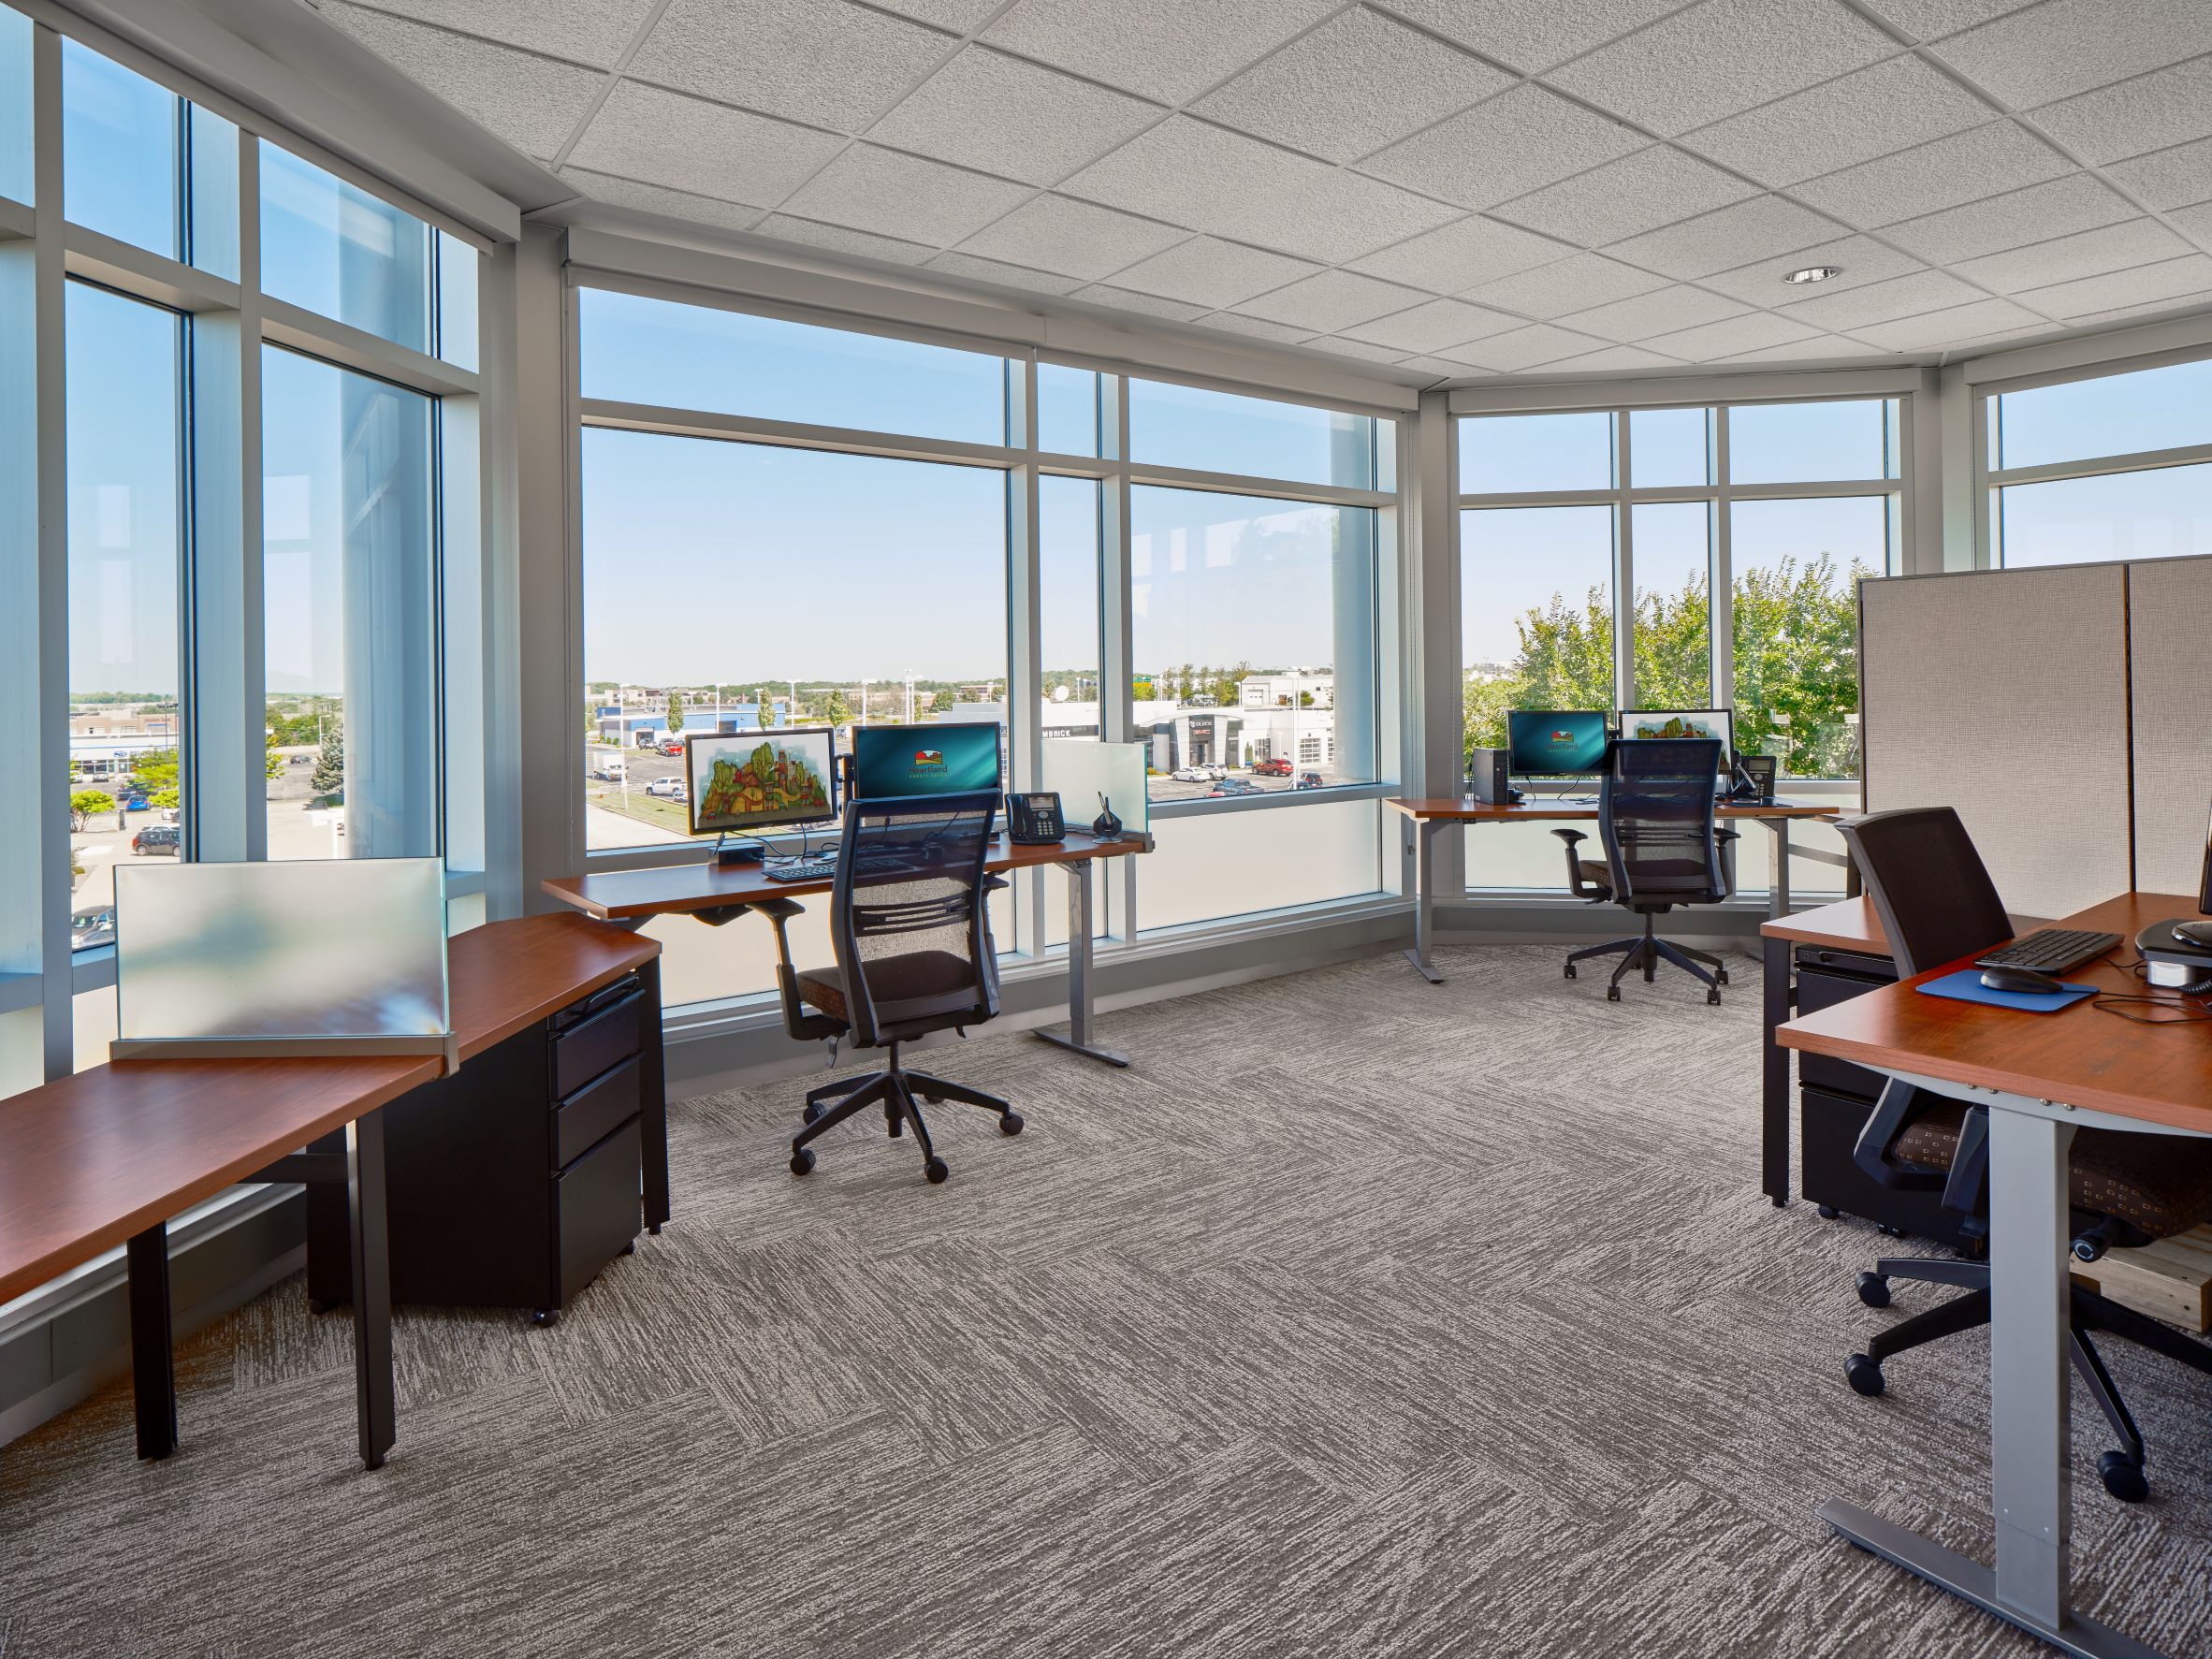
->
1466, 748, 1512, 804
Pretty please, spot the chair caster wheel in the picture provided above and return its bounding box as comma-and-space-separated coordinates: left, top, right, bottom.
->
1716, 968, 1730, 985
802, 1101, 824, 1125
924, 1157, 950, 1185
306, 1297, 330, 1317
920, 1092, 943, 1105
1564, 964, 1577, 979
1818, 1204, 1841, 1220
620, 1241, 636, 1256
1607, 984, 1621, 1001
2099, 1450, 2148, 1503
999, 1112, 1024, 1136
530, 1308, 560, 1328
1855, 1272, 1890, 1308
1707, 988, 1722, 1005
790, 1147, 815, 1176
1877, 1223, 1905, 1239
1844, 1353, 1885, 1397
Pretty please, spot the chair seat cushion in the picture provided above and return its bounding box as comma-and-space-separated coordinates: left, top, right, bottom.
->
1577, 859, 1609, 889
796, 950, 977, 1024
1899, 1104, 2212, 1239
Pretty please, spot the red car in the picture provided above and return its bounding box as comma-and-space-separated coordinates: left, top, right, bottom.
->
658, 739, 685, 756
1253, 757, 1292, 777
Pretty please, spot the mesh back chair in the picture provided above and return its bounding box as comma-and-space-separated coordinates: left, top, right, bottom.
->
1554, 737, 1737, 1004
764, 792, 1020, 1186
1837, 806, 2212, 1502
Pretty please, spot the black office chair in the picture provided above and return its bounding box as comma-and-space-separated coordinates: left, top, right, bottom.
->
760, 791, 1019, 1186
1554, 737, 1738, 1004
1837, 806, 2212, 1502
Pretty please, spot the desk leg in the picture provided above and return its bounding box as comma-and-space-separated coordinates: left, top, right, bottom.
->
1403, 819, 1445, 984
347, 1109, 396, 1472
1761, 936, 1790, 1207
1036, 860, 1128, 1068
125, 1223, 177, 1460
637, 955, 670, 1233
1767, 819, 1792, 920
1823, 1107, 2167, 1659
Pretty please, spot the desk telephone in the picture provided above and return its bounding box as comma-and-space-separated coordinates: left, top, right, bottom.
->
1007, 791, 1067, 844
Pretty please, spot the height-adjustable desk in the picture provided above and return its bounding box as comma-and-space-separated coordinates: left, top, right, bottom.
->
544, 830, 1145, 1067
1781, 890, 2212, 1659
1386, 796, 1849, 982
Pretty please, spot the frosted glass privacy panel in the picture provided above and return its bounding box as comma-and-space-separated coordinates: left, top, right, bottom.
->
112, 858, 450, 1059
1041, 741, 1148, 840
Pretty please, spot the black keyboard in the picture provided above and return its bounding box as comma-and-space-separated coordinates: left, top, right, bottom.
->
1974, 928, 2124, 976
765, 858, 837, 883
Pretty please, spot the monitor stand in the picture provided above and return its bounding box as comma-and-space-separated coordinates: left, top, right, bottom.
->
713, 833, 766, 867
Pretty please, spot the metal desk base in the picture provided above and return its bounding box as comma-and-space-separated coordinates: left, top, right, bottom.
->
1033, 856, 1128, 1066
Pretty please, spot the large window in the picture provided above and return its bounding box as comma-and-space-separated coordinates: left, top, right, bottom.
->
1988, 357, 2212, 572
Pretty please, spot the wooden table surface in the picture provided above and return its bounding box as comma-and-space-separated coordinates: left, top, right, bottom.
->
0, 913, 658, 1307
1778, 891, 2212, 1136
1760, 895, 1886, 953
542, 830, 1145, 921
1385, 795, 1841, 822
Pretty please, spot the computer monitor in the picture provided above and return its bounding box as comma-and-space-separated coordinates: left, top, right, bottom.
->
2199, 795, 2212, 915
1623, 707, 1734, 772
685, 727, 837, 838
850, 721, 1004, 799
1506, 709, 1610, 777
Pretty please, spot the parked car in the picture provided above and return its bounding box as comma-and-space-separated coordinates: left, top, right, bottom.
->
1296, 771, 1323, 790
1202, 764, 1227, 780
645, 776, 687, 800
1170, 765, 1211, 782
71, 904, 117, 951
589, 754, 628, 783
1252, 757, 1292, 777
658, 738, 686, 757
1208, 778, 1265, 797
132, 823, 181, 856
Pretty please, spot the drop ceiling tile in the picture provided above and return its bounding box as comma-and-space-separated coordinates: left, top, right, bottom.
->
1375, 0, 1685, 74
2016, 252, 2212, 317
340, 0, 656, 67
1639, 311, 1824, 360
1880, 172, 2138, 263
1679, 55, 1995, 188
1303, 336, 1418, 364
1060, 116, 1459, 263
1194, 7, 1512, 166
1778, 267, 1981, 329
1545, 0, 1894, 138
869, 0, 1003, 29
754, 213, 938, 264
1361, 85, 1646, 211
1956, 218, 2193, 296
1235, 269, 1433, 332
1108, 237, 1322, 309
780, 145, 1034, 247
1930, 0, 2212, 109
317, 6, 604, 160
2030, 55, 2212, 167
955, 193, 1185, 280
1443, 324, 1610, 371
1340, 297, 1523, 351
629, 0, 953, 133
982, 0, 1339, 105
1346, 214, 1576, 292
1199, 313, 1317, 344
1702, 236, 1924, 306
2065, 286, 2212, 328
2176, 202, 2212, 243
1721, 333, 1888, 361
1557, 283, 1749, 342
867, 49, 1160, 188
1398, 354, 1478, 378
1457, 252, 1667, 319
568, 83, 845, 207
1855, 1, 2038, 44
1604, 196, 1845, 280
1535, 343, 1687, 373
1845, 296, 2045, 350
923, 251, 1084, 294
1490, 147, 1758, 247
1069, 284, 1209, 321
558, 167, 765, 232
1793, 121, 2071, 228
2109, 138, 2212, 211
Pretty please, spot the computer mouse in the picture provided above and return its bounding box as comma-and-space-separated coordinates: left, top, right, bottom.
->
2173, 920, 2212, 948
1982, 967, 2063, 995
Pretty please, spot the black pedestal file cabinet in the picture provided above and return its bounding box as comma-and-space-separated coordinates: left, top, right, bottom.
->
1795, 945, 1972, 1247
307, 973, 662, 1323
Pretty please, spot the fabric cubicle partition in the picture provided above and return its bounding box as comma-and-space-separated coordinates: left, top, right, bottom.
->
1859, 563, 2133, 921
2127, 558, 2212, 896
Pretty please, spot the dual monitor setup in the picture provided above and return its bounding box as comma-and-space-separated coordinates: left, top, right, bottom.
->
1471, 707, 1773, 805
684, 721, 1003, 876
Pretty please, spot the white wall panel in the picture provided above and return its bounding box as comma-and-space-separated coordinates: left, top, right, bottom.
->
2128, 557, 2212, 899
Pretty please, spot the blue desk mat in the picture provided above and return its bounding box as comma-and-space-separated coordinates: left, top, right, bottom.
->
1916, 968, 2098, 1013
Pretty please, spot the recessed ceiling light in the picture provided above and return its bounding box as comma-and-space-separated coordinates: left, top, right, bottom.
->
1784, 265, 1842, 284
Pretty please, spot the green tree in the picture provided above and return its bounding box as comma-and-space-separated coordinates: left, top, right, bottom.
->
930, 688, 954, 713
822, 689, 852, 726
311, 728, 344, 799
131, 748, 181, 794
70, 788, 114, 831
665, 690, 685, 737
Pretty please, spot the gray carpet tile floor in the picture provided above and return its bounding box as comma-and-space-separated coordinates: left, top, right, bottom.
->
5, 943, 2211, 1657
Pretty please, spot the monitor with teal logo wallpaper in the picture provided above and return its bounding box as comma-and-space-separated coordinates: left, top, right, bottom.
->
850, 722, 1003, 799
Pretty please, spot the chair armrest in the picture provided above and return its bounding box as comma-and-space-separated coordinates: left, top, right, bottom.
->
1549, 827, 1587, 846
981, 874, 1011, 894
1851, 1078, 1950, 1194
750, 895, 806, 923
752, 896, 842, 1042
1551, 826, 1608, 901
